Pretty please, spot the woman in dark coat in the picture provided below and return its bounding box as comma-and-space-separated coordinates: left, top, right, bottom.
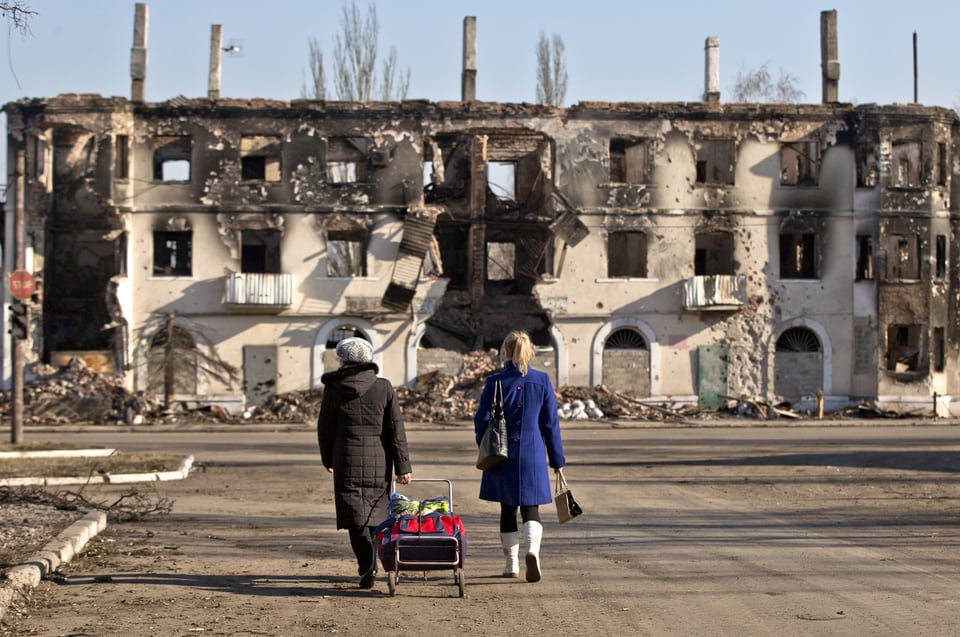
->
474, 330, 565, 582
318, 337, 412, 589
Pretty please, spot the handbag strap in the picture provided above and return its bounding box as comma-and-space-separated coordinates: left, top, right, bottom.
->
493, 375, 503, 404
555, 470, 568, 494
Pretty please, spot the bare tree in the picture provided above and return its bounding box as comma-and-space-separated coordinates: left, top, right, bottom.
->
134, 311, 239, 411
301, 35, 326, 99
732, 64, 805, 103
536, 31, 568, 106
326, 1, 408, 101
1, 1, 35, 34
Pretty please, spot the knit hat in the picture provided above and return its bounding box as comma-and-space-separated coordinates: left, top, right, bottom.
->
336, 337, 374, 364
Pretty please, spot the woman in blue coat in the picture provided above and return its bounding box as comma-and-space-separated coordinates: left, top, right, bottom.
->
474, 330, 565, 582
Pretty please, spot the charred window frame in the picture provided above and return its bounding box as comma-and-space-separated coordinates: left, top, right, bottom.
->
115, 134, 129, 180
933, 326, 946, 373
779, 140, 820, 186
326, 228, 368, 277
241, 135, 282, 182
326, 137, 370, 184
890, 140, 922, 188
779, 232, 818, 279
152, 136, 192, 182
857, 141, 878, 188
886, 324, 923, 374
887, 234, 921, 280
608, 231, 648, 278
241, 229, 282, 274
153, 231, 192, 277
936, 234, 947, 279
935, 142, 948, 187
694, 232, 734, 276
487, 161, 517, 202
695, 138, 735, 185
855, 235, 874, 280
609, 138, 650, 184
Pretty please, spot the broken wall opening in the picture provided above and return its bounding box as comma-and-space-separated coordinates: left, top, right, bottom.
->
153, 136, 192, 182
695, 138, 735, 185
241, 229, 282, 273
607, 231, 647, 278
241, 135, 282, 182
609, 138, 651, 184
326, 137, 370, 184
886, 323, 924, 373
695, 231, 734, 275
779, 140, 820, 186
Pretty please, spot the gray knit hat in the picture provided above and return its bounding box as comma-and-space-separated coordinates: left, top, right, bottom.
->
336, 337, 374, 364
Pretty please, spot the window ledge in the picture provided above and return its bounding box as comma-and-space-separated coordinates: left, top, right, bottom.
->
326, 276, 379, 281
149, 276, 195, 281
777, 278, 821, 283
595, 277, 659, 283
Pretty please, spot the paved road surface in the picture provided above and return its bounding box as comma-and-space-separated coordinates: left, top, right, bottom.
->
4, 423, 960, 636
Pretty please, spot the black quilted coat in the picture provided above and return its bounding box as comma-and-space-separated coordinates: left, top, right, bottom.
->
317, 362, 412, 529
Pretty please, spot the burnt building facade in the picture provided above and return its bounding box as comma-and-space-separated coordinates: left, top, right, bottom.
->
3, 10, 959, 415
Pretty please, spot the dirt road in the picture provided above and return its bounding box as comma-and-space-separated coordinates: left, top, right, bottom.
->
4, 424, 960, 636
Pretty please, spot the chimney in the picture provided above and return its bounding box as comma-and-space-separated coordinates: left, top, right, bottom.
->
820, 10, 839, 103
130, 3, 148, 102
703, 37, 720, 103
209, 24, 223, 100
461, 16, 477, 103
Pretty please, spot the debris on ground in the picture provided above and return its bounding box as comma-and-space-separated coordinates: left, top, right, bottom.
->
0, 354, 940, 426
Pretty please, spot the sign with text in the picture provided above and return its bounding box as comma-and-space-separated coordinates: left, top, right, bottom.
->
8, 270, 36, 300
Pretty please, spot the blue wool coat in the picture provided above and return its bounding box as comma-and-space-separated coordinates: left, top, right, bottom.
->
474, 361, 565, 506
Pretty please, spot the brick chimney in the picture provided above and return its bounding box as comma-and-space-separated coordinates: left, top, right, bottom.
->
703, 37, 720, 103
130, 3, 148, 102
462, 16, 477, 103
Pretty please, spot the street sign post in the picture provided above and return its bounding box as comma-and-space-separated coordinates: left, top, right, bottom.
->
8, 270, 35, 301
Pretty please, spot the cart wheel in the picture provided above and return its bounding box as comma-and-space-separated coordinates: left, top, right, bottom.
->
456, 568, 465, 597
387, 572, 397, 596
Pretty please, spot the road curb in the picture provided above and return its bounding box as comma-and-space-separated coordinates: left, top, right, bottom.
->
0, 510, 107, 622
0, 455, 195, 487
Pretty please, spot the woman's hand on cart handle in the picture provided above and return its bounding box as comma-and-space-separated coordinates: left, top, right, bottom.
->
396, 472, 412, 485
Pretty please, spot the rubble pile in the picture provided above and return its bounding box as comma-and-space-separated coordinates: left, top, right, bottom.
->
0, 359, 150, 425
395, 350, 501, 422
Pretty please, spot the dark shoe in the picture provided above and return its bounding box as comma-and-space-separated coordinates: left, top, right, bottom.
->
359, 569, 376, 589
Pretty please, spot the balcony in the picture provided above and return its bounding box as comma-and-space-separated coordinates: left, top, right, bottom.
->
682, 274, 747, 311
224, 272, 294, 308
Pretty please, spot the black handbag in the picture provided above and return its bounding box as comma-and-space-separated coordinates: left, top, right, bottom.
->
476, 375, 508, 470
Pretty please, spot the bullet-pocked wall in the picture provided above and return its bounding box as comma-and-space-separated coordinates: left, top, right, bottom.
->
4, 97, 959, 414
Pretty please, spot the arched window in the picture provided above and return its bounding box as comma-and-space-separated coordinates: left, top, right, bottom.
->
605, 328, 648, 350
147, 325, 198, 396
776, 327, 821, 352
325, 325, 370, 349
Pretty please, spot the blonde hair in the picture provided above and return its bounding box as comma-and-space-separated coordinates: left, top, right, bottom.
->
501, 331, 534, 376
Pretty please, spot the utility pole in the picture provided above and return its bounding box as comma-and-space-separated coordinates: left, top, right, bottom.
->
10, 150, 25, 444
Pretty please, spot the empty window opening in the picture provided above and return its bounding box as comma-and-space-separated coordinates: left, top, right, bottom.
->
936, 234, 947, 279
241, 135, 282, 182
776, 327, 822, 352
696, 139, 735, 185
326, 137, 370, 184
153, 231, 192, 276
609, 138, 650, 184
890, 140, 921, 187
115, 134, 129, 179
779, 232, 817, 279
153, 136, 192, 182
933, 327, 945, 372
779, 141, 820, 186
326, 229, 367, 277
487, 161, 516, 202
694, 232, 734, 276
608, 231, 647, 278
423, 160, 434, 187
325, 325, 369, 349
436, 224, 469, 289
886, 324, 922, 373
605, 328, 648, 350
936, 142, 948, 187
856, 235, 874, 280
241, 229, 282, 274
486, 241, 516, 280
857, 143, 878, 188
887, 234, 920, 279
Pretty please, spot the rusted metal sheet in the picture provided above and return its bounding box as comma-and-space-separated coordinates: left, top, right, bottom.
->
382, 214, 437, 311
683, 275, 747, 310
224, 273, 294, 306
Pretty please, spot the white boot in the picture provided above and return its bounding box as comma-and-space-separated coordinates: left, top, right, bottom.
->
500, 531, 520, 577
522, 521, 543, 582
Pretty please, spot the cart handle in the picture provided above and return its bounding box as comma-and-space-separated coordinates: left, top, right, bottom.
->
391, 477, 454, 512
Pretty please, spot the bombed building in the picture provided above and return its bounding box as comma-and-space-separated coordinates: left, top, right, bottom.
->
3, 9, 960, 416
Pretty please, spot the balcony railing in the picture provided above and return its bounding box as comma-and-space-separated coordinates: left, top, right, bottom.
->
682, 274, 747, 311
224, 272, 294, 307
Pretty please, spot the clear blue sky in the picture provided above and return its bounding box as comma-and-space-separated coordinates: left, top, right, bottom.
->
3, 0, 959, 188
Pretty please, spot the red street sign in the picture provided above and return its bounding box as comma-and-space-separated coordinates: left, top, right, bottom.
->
8, 270, 36, 300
